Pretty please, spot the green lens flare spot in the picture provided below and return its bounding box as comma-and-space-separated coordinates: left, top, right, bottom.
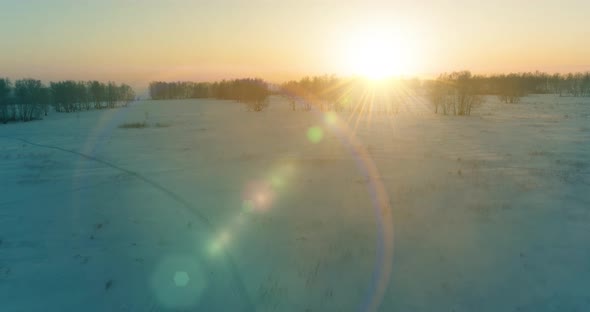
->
270, 175, 284, 188
173, 271, 190, 287
324, 112, 337, 125
150, 256, 207, 308
307, 126, 324, 143
208, 241, 223, 255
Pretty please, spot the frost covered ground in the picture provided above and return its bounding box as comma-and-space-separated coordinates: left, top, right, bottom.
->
1, 95, 589, 311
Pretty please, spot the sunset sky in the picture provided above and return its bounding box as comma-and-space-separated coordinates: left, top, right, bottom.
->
1, 0, 589, 87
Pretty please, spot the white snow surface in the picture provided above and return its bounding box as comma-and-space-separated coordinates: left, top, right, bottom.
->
1, 95, 589, 311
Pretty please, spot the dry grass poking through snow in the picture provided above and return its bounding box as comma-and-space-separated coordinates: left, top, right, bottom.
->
118, 121, 147, 129
118, 122, 170, 129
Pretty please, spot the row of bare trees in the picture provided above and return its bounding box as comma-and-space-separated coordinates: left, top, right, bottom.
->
0, 78, 135, 123
280, 75, 420, 113
553, 73, 590, 97
51, 81, 135, 112
149, 81, 210, 99
280, 71, 590, 117
149, 78, 270, 111
426, 71, 484, 116
0, 78, 51, 122
471, 72, 590, 102
281, 75, 349, 112
425, 71, 590, 115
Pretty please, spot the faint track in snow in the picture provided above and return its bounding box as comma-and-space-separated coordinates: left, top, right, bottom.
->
0, 135, 255, 311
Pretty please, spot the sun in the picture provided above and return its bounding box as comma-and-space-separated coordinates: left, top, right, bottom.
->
343, 28, 414, 80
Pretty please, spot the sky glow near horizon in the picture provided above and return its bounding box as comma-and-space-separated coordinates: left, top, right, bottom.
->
1, 0, 589, 87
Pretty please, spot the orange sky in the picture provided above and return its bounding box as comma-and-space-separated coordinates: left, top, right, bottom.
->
1, 0, 589, 88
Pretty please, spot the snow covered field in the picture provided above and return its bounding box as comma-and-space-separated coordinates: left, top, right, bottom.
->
1, 95, 589, 311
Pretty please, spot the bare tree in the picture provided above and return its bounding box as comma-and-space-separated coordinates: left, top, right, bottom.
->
15, 79, 44, 121
0, 78, 12, 123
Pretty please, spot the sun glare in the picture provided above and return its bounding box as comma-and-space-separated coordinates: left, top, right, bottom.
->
343, 28, 414, 80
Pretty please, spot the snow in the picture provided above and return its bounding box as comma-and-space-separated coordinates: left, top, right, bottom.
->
1, 95, 589, 311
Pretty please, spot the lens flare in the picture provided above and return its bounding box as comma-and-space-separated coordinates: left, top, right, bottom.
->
151, 256, 207, 309
269, 174, 284, 188
307, 126, 324, 143
242, 180, 274, 212
173, 271, 190, 287
320, 108, 394, 312
324, 112, 338, 125
208, 230, 232, 255
208, 240, 223, 255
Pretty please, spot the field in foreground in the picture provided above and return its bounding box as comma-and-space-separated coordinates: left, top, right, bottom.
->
1, 95, 589, 311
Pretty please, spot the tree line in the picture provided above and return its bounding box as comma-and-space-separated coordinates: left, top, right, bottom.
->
480, 72, 590, 99
149, 78, 270, 111
445, 71, 590, 104
281, 75, 420, 113
278, 71, 590, 117
425, 71, 590, 115
0, 78, 135, 123
281, 75, 350, 112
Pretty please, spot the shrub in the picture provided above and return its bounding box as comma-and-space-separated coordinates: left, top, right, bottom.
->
244, 98, 269, 112
118, 122, 147, 129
